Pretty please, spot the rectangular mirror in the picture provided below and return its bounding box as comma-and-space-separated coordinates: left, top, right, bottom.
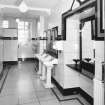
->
45, 28, 58, 58
81, 18, 95, 75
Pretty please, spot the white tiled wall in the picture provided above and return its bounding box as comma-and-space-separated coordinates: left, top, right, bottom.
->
3, 28, 17, 37
32, 40, 39, 54
64, 66, 79, 89
53, 51, 64, 87
48, 0, 75, 33
79, 74, 93, 97
3, 40, 18, 61
39, 40, 44, 54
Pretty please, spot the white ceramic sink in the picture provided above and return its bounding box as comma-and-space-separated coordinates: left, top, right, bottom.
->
34, 53, 48, 60
44, 62, 53, 67
34, 53, 58, 66
50, 59, 58, 64
43, 58, 58, 66
41, 56, 52, 62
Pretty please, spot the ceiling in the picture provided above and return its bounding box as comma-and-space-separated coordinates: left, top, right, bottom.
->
0, 0, 60, 19
0, 0, 60, 8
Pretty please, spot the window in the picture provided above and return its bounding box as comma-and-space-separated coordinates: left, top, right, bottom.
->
18, 21, 31, 45
2, 20, 9, 28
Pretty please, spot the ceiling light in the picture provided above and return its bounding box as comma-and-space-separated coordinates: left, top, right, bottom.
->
16, 18, 20, 23
53, 41, 63, 50
80, 0, 85, 1
19, 1, 28, 12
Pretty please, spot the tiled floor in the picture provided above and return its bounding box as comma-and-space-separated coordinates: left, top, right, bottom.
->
0, 61, 84, 105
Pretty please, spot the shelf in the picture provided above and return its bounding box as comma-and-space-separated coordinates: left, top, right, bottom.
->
66, 64, 94, 79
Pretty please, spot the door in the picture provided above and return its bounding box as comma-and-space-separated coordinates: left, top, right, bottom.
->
17, 21, 33, 59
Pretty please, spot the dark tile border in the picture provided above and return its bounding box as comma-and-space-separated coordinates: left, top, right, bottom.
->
79, 88, 93, 105
0, 37, 18, 40
32, 37, 47, 40
51, 86, 84, 105
52, 77, 93, 105
3, 61, 18, 66
0, 65, 10, 93
18, 58, 37, 61
51, 77, 79, 96
0, 68, 4, 80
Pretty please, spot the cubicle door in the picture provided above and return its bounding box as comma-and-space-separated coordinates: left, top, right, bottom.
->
3, 40, 18, 61
18, 40, 33, 59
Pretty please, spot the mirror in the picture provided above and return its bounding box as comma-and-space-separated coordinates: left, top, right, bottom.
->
81, 18, 95, 74
62, 0, 95, 76
45, 27, 58, 58
46, 29, 51, 51
66, 14, 80, 64
81, 19, 95, 61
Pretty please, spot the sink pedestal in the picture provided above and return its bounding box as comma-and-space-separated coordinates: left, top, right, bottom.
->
42, 65, 54, 88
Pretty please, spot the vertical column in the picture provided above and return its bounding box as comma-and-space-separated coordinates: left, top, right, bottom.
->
94, 78, 104, 105
45, 66, 52, 87
94, 41, 104, 105
39, 16, 45, 54
0, 8, 3, 74
39, 16, 45, 37
37, 61, 42, 75
40, 64, 46, 80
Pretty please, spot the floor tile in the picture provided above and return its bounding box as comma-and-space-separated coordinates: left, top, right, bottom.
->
0, 61, 90, 105
0, 95, 18, 105
60, 99, 82, 105
36, 90, 56, 101
40, 99, 60, 105
21, 102, 40, 105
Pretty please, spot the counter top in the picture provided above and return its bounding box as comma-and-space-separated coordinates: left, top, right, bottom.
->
66, 64, 94, 80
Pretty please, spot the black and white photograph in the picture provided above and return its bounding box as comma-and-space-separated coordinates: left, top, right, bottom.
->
0, 0, 104, 105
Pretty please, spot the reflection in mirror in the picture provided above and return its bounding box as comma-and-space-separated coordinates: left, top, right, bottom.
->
82, 21, 94, 61
81, 20, 95, 74
66, 14, 80, 64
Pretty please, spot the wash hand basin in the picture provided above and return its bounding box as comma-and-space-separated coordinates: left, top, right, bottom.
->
35, 53, 48, 61
43, 58, 58, 66
49, 59, 58, 64
34, 54, 42, 59
41, 56, 52, 62
44, 62, 53, 67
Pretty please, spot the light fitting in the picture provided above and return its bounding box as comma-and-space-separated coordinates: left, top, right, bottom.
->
0, 4, 50, 15
53, 41, 63, 50
16, 18, 20, 23
19, 1, 28, 13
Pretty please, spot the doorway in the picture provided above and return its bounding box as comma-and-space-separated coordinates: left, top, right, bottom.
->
17, 20, 33, 61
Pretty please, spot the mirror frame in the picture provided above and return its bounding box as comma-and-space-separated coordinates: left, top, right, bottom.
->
52, 26, 58, 40
95, 0, 104, 40
62, 0, 95, 40
77, 0, 91, 5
